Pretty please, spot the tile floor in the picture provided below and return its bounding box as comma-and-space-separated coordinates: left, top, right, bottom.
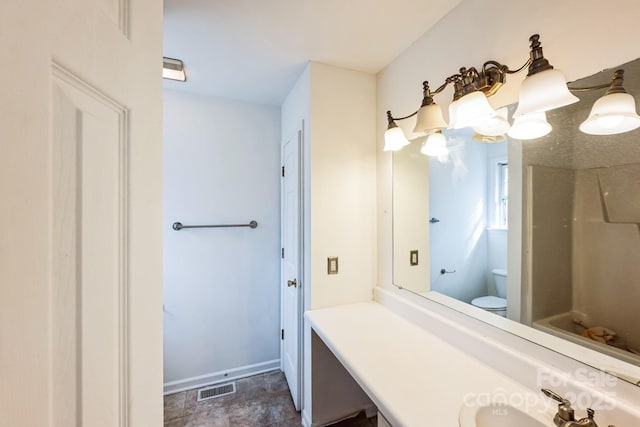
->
164, 371, 377, 427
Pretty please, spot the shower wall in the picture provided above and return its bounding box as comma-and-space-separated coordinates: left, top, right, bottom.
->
529, 164, 640, 352
573, 167, 640, 352
529, 165, 574, 321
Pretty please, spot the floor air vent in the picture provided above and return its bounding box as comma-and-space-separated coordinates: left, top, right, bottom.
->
196, 382, 236, 402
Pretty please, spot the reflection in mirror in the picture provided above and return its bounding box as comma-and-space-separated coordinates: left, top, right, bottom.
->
524, 60, 640, 368
428, 130, 508, 316
392, 58, 640, 382
393, 140, 430, 293
393, 127, 509, 311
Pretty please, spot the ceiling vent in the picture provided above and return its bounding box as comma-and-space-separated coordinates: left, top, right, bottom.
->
163, 57, 186, 82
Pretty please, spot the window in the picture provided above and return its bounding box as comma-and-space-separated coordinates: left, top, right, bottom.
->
497, 162, 508, 228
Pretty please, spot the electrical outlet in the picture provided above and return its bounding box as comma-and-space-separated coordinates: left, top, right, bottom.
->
327, 256, 338, 275
410, 250, 418, 266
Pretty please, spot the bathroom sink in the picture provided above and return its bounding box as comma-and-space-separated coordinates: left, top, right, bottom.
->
459, 403, 552, 427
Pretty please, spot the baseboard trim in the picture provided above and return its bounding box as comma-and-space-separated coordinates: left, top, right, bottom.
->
301, 409, 312, 427
163, 359, 280, 395
363, 403, 377, 419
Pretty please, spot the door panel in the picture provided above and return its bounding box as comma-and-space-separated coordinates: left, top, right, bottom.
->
96, 0, 128, 33
52, 66, 128, 427
282, 128, 302, 410
0, 0, 162, 425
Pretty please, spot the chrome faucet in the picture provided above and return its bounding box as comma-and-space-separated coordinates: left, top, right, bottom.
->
541, 389, 599, 427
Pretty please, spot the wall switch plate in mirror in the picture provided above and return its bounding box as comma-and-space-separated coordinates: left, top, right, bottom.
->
410, 250, 418, 266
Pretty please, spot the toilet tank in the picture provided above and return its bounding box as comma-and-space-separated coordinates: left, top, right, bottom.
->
492, 268, 507, 298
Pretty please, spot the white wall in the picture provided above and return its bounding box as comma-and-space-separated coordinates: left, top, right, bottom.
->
428, 129, 488, 302
486, 230, 507, 290
283, 62, 377, 426
163, 89, 281, 390
308, 62, 378, 310
376, 0, 640, 290
392, 140, 430, 293
486, 142, 508, 294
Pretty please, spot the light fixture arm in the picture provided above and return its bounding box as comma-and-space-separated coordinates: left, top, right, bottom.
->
436, 56, 531, 102
387, 109, 418, 124
568, 69, 628, 94
482, 58, 532, 75
430, 75, 462, 96
419, 79, 458, 103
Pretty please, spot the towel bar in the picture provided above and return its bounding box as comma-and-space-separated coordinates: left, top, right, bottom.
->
172, 221, 258, 231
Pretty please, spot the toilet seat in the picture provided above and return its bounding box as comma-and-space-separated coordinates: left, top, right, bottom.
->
471, 296, 506, 311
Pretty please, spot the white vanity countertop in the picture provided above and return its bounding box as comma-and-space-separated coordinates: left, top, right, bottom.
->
306, 301, 555, 427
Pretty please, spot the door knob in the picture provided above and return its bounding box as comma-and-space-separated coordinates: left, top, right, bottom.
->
287, 279, 297, 288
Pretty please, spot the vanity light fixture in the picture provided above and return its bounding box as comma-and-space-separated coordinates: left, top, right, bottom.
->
384, 110, 412, 151
384, 34, 640, 149
578, 70, 640, 135
420, 132, 448, 157
507, 111, 552, 140
413, 81, 449, 134
452, 90, 497, 130
512, 35, 579, 117
163, 57, 187, 82
472, 107, 510, 137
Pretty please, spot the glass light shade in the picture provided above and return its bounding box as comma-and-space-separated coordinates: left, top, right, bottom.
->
513, 69, 579, 116
437, 153, 449, 162
507, 111, 552, 140
472, 107, 510, 137
420, 132, 448, 157
453, 91, 497, 129
413, 103, 448, 134
383, 126, 410, 151
448, 99, 459, 129
579, 92, 640, 135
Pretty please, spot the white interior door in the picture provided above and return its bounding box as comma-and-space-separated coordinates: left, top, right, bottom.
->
281, 127, 303, 410
1, 1, 162, 426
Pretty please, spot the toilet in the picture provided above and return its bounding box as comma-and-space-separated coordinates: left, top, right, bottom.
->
471, 269, 507, 317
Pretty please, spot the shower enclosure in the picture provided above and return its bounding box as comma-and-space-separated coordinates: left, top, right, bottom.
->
527, 163, 640, 366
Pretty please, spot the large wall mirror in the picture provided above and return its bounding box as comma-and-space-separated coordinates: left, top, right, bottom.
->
392, 58, 640, 385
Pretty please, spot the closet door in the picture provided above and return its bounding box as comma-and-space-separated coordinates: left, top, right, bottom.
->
281, 127, 303, 410
0, 0, 163, 426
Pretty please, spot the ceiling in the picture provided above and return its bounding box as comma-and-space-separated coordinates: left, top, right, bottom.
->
163, 0, 462, 106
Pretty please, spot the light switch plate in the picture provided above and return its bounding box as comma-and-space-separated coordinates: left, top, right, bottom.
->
327, 256, 338, 275
410, 250, 418, 266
